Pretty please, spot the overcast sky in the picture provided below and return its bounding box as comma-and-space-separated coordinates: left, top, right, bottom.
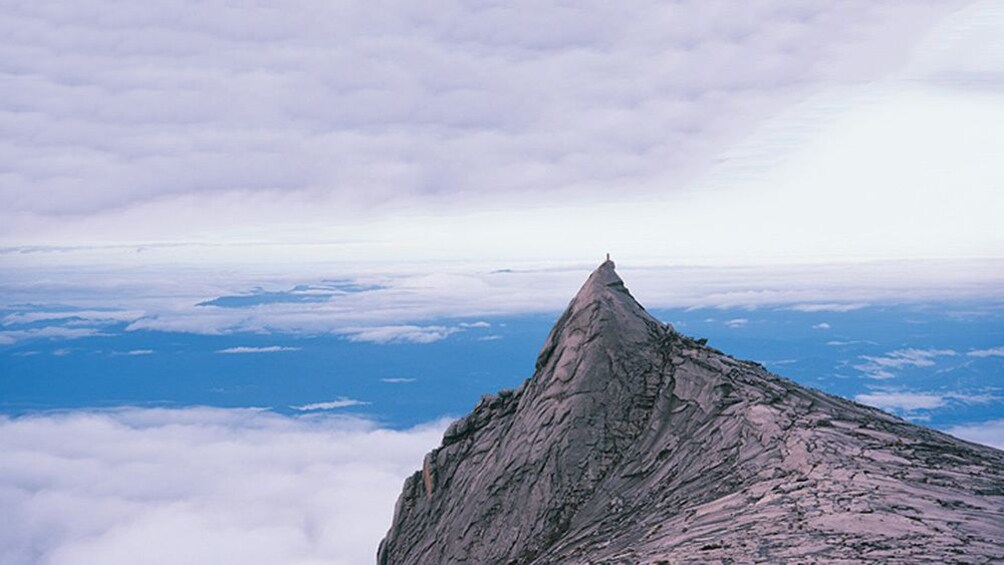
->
3, 0, 1002, 268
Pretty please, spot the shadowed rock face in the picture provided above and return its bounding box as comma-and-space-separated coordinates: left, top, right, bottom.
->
378, 261, 1004, 564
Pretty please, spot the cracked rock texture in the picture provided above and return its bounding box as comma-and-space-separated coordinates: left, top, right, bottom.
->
378, 260, 1004, 564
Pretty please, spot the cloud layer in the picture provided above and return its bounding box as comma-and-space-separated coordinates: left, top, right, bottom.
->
3, 259, 1003, 343
0, 0, 968, 245
0, 408, 446, 565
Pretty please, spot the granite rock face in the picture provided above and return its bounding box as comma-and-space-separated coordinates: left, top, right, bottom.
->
378, 260, 1004, 564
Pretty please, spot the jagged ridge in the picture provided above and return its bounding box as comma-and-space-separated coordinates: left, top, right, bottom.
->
379, 261, 1004, 564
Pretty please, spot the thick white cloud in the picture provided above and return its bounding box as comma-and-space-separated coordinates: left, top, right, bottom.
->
0, 0, 973, 250
0, 408, 447, 565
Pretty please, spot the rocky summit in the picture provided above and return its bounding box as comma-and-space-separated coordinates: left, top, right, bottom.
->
378, 260, 1004, 564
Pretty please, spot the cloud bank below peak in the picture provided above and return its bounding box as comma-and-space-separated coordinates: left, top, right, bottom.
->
0, 408, 447, 565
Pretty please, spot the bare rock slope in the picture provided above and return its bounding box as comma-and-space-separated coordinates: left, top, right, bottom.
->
379, 261, 1004, 564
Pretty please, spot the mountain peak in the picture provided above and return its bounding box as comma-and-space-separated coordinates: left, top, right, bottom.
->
571, 258, 635, 308
590, 256, 617, 280
379, 264, 1004, 564
558, 258, 667, 334
531, 259, 667, 376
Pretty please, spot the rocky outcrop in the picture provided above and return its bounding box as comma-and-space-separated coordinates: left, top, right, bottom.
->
378, 260, 1004, 564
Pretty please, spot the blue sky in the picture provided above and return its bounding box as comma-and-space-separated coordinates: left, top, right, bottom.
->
2, 2, 1004, 564
3, 296, 1004, 429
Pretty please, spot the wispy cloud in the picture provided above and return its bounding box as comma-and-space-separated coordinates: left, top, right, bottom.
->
944, 419, 1004, 450
0, 306, 146, 344
812, 322, 831, 330
968, 347, 1004, 358
855, 391, 947, 411
1, 309, 144, 326
215, 346, 301, 354
724, 318, 748, 328
0, 326, 110, 343
381, 378, 416, 384
342, 325, 459, 345
853, 348, 957, 379
291, 398, 369, 411
111, 349, 155, 356
789, 303, 869, 313
856, 390, 999, 412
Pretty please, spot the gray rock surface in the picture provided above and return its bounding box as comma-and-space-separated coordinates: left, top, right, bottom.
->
378, 260, 1004, 564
